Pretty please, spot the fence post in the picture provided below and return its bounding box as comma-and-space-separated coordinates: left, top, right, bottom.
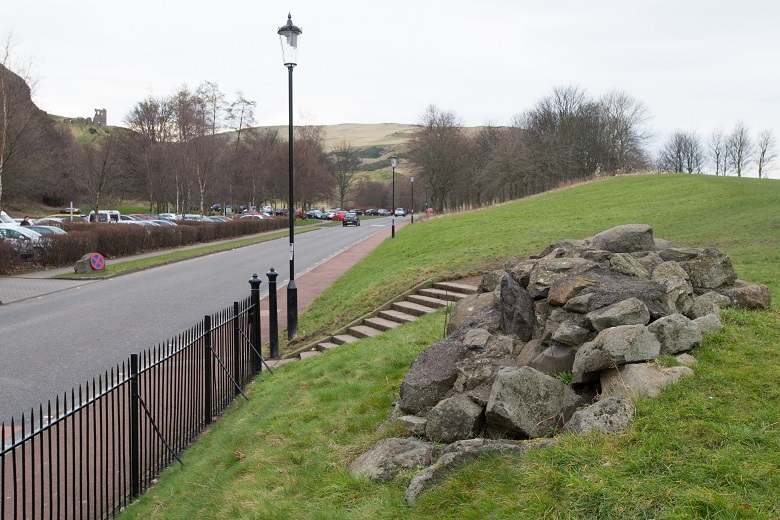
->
204, 315, 213, 426
267, 267, 279, 359
233, 302, 241, 396
129, 354, 140, 499
248, 274, 263, 374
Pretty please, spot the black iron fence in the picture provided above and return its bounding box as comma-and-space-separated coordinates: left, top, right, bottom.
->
1, 275, 267, 519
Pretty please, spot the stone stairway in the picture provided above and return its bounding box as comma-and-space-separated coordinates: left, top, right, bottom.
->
293, 280, 479, 360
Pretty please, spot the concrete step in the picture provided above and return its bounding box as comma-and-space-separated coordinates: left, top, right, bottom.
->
418, 287, 469, 302
407, 294, 451, 308
435, 281, 479, 294
332, 334, 360, 345
316, 342, 340, 351
393, 301, 437, 317
364, 317, 401, 331
349, 325, 383, 338
379, 309, 419, 324
300, 350, 321, 359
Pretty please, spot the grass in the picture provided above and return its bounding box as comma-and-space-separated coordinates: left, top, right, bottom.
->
119, 174, 780, 519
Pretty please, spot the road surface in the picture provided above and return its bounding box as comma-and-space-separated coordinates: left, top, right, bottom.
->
0, 218, 393, 424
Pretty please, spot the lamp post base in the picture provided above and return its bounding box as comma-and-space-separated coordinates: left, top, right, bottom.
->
287, 280, 298, 340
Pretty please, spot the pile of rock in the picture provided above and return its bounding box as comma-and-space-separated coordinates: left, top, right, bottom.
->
350, 224, 771, 503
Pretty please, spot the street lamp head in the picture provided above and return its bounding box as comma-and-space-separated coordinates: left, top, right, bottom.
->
278, 13, 302, 67
391, 155, 397, 168
411, 176, 414, 182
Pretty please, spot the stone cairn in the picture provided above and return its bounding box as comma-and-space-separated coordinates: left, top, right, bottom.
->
349, 224, 771, 504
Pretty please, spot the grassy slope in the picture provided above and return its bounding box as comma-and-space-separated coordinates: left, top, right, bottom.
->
120, 174, 780, 519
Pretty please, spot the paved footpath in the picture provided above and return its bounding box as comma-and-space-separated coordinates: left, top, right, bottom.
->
258, 218, 409, 355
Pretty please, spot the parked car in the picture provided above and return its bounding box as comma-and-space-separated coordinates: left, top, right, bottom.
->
26, 225, 67, 236
342, 212, 360, 227
364, 209, 379, 216
0, 225, 42, 257
331, 211, 347, 222
0, 210, 17, 225
394, 208, 407, 217
306, 209, 323, 219
349, 209, 364, 215
158, 213, 178, 220
377, 209, 391, 216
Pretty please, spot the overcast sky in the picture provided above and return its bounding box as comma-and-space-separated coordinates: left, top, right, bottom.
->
3, 1, 779, 176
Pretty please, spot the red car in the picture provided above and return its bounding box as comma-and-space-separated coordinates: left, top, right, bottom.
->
331, 211, 347, 221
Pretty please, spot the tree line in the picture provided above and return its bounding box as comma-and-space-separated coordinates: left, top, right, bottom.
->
657, 123, 776, 178
404, 86, 654, 212
2, 39, 776, 216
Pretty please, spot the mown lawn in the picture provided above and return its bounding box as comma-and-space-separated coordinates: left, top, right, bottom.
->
120, 174, 780, 519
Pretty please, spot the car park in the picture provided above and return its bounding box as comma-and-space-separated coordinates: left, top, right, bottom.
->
343, 212, 360, 226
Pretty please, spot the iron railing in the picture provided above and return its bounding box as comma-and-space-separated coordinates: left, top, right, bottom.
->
1, 281, 266, 519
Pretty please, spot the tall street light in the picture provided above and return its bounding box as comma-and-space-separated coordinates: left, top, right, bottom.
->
410, 176, 414, 224
391, 155, 397, 239
278, 13, 302, 339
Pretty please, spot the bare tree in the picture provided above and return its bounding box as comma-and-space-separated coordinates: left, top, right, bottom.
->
726, 122, 752, 177
755, 129, 776, 179
597, 89, 652, 173
708, 130, 727, 176
331, 140, 360, 208
657, 131, 702, 173
405, 105, 466, 212
72, 134, 123, 216
226, 91, 256, 151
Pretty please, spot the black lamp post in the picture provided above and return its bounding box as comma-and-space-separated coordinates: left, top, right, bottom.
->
278, 13, 302, 339
410, 176, 414, 224
391, 155, 397, 239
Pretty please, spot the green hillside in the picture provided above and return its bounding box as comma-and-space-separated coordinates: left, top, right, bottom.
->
119, 173, 779, 518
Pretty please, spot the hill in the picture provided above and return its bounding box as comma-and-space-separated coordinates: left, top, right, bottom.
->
255, 123, 418, 152
119, 174, 780, 519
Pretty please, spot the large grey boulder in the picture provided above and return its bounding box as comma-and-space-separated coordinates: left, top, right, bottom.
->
590, 224, 655, 253
478, 270, 505, 293
350, 437, 438, 482
425, 394, 485, 443
690, 291, 732, 318
529, 344, 576, 376
601, 363, 694, 398
572, 325, 662, 383
586, 297, 651, 332
680, 247, 738, 291
447, 292, 499, 335
565, 396, 635, 435
647, 313, 702, 355
693, 314, 724, 335
499, 275, 536, 341
485, 366, 583, 438
571, 272, 670, 320
609, 253, 649, 278
405, 438, 556, 504
551, 321, 592, 347
526, 258, 599, 299
720, 280, 772, 310
652, 261, 695, 315
398, 338, 466, 414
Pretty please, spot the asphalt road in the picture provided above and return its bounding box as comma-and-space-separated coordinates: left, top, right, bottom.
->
0, 218, 393, 424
